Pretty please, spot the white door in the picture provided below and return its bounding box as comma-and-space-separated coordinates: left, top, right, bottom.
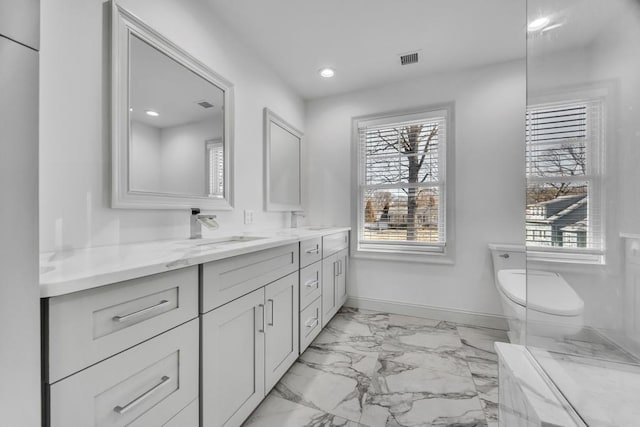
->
201, 288, 265, 427
322, 253, 338, 327
264, 272, 299, 391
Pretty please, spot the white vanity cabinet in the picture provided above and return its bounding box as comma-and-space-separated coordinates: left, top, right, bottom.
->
40, 227, 351, 427
322, 249, 349, 327
49, 319, 199, 427
43, 267, 200, 427
200, 245, 300, 427
321, 232, 350, 327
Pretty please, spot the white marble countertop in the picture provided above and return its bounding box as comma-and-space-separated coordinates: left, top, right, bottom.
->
40, 226, 350, 298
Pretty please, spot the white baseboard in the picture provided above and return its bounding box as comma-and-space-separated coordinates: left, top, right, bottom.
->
345, 296, 508, 330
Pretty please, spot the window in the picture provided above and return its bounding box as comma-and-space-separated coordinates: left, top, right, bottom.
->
525, 99, 603, 262
354, 107, 451, 256
206, 138, 224, 198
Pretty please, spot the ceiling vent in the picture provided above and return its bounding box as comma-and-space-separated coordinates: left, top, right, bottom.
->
400, 52, 419, 66
197, 101, 214, 109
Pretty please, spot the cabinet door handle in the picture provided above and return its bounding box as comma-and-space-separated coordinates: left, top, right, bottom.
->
304, 279, 319, 289
112, 300, 170, 323
267, 299, 274, 326
257, 304, 265, 333
113, 375, 171, 415
334, 261, 338, 277
305, 246, 319, 254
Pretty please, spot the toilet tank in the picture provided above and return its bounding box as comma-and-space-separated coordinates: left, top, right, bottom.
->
488, 243, 526, 273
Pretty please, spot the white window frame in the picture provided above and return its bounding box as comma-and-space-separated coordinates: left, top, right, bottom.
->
526, 93, 606, 265
351, 104, 455, 264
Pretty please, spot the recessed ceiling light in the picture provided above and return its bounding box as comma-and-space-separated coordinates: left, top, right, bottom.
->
319, 68, 335, 78
528, 17, 551, 32
145, 110, 159, 117
129, 107, 133, 112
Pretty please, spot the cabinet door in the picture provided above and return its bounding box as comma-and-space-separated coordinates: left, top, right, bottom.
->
322, 253, 338, 327
202, 288, 265, 427
336, 249, 349, 308
264, 272, 299, 391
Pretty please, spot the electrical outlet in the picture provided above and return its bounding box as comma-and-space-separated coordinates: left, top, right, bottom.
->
244, 209, 254, 225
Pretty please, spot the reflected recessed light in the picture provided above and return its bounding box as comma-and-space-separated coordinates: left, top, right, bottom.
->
528, 17, 550, 32
541, 23, 563, 33
145, 110, 159, 117
319, 68, 335, 78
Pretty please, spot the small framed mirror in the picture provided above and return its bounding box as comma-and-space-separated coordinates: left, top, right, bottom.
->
112, 3, 234, 209
264, 108, 303, 211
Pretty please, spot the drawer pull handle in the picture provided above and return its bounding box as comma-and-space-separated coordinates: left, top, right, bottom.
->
305, 246, 319, 254
257, 304, 265, 333
305, 317, 319, 329
267, 299, 275, 326
113, 375, 171, 415
112, 300, 171, 323
304, 279, 319, 289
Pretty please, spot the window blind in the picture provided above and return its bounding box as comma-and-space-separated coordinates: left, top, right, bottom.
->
206, 139, 224, 197
357, 111, 447, 252
525, 100, 603, 252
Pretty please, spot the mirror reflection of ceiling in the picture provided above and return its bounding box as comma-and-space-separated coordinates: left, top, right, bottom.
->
205, 0, 623, 100
130, 35, 224, 128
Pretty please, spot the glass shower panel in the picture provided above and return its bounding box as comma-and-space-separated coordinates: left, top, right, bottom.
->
526, 0, 640, 425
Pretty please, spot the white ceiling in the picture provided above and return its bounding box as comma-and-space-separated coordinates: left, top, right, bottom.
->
205, 0, 527, 99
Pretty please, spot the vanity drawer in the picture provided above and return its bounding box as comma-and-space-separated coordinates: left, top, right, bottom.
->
299, 261, 321, 310
322, 231, 349, 258
163, 398, 198, 427
299, 237, 322, 268
46, 266, 198, 383
300, 297, 322, 353
201, 243, 299, 313
49, 319, 199, 427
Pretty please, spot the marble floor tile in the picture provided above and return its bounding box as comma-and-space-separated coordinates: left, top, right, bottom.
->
385, 317, 462, 354
244, 394, 367, 427
268, 309, 508, 427
312, 310, 389, 356
274, 346, 378, 423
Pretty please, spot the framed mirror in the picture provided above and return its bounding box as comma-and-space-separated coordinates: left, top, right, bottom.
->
111, 3, 234, 209
263, 108, 302, 211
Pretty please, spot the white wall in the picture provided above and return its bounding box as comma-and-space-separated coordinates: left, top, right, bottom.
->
130, 121, 161, 192
305, 60, 526, 318
159, 118, 216, 196
40, 0, 305, 252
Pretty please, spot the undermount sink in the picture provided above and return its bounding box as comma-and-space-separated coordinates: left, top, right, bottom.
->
193, 235, 267, 247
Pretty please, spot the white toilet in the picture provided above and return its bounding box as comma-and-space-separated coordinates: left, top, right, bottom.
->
488, 244, 584, 344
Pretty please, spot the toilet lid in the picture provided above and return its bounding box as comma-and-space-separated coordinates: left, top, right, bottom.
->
497, 269, 584, 316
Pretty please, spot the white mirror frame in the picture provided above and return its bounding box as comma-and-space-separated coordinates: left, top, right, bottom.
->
263, 108, 303, 212
111, 2, 234, 210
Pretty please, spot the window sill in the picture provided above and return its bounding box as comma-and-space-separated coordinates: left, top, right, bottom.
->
352, 247, 455, 265
526, 250, 605, 267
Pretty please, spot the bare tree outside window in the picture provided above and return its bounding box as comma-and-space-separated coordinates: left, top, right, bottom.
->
358, 111, 447, 247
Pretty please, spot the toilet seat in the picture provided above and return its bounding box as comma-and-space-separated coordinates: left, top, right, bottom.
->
496, 269, 584, 316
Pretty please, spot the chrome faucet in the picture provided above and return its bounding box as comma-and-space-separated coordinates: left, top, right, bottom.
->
190, 208, 219, 239
290, 211, 305, 228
